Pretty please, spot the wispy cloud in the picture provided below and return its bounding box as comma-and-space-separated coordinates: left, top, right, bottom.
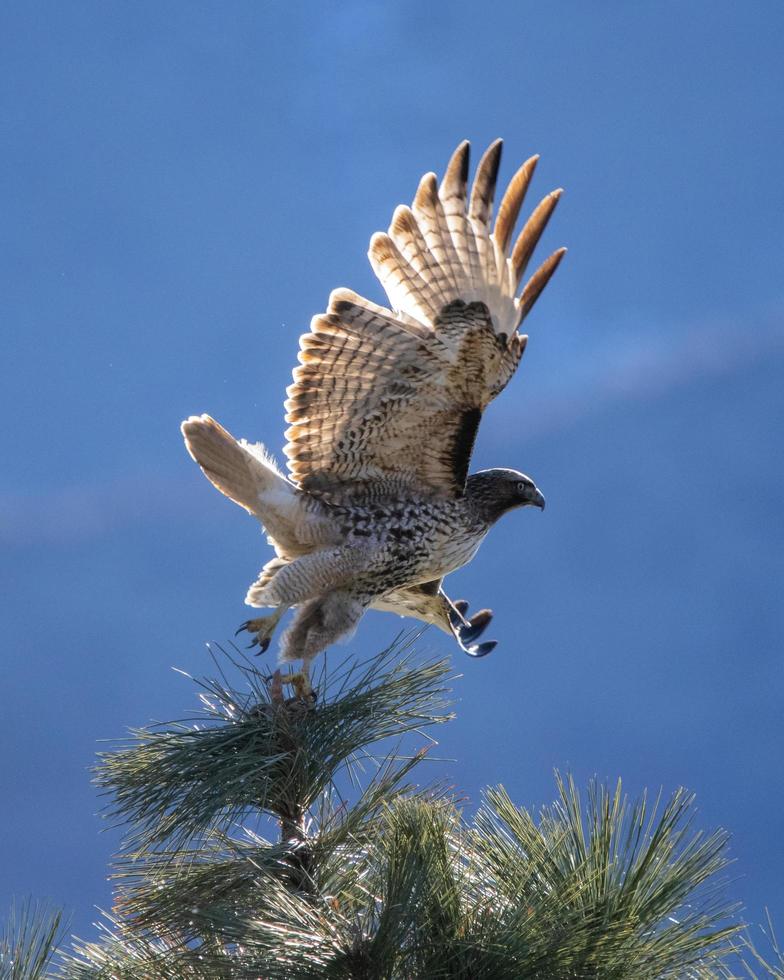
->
494, 305, 784, 441
2, 308, 782, 546
0, 474, 205, 547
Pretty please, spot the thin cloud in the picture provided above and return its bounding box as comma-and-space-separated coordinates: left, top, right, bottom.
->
0, 474, 205, 547
494, 306, 784, 442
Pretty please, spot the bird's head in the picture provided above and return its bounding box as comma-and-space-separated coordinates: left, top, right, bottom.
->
465, 468, 545, 523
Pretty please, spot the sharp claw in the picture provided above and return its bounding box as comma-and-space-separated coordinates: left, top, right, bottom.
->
459, 623, 487, 645
465, 640, 497, 658
469, 608, 492, 629
235, 621, 250, 636
458, 609, 493, 645
255, 637, 270, 655
453, 599, 469, 616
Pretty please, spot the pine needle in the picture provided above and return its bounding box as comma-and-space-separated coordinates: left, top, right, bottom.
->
54, 640, 752, 978
0, 899, 65, 980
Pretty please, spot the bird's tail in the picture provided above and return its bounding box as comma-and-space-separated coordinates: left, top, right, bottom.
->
368, 139, 566, 337
181, 414, 291, 519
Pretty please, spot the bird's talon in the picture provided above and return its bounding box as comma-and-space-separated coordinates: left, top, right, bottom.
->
458, 608, 493, 645
466, 640, 497, 658
291, 673, 313, 702
236, 611, 284, 657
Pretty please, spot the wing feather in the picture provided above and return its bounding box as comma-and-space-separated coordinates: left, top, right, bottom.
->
440, 141, 485, 303
412, 173, 463, 294
519, 247, 568, 321
388, 205, 456, 312
494, 154, 539, 255
511, 188, 563, 291
469, 139, 503, 305
283, 140, 565, 500
368, 232, 445, 324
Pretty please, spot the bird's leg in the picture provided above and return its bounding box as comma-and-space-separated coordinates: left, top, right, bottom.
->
275, 663, 314, 702
446, 597, 497, 658
236, 605, 286, 654
371, 586, 499, 659
274, 592, 367, 705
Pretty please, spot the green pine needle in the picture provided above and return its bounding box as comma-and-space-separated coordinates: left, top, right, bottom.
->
0, 899, 65, 980
96, 635, 453, 853
51, 639, 761, 978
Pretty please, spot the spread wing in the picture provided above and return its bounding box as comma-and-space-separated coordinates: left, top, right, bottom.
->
284, 140, 565, 501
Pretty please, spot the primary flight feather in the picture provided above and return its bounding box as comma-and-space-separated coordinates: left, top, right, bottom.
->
182, 140, 564, 697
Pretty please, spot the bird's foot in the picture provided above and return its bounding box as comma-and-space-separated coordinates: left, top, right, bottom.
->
274, 668, 316, 706
448, 600, 497, 658
236, 607, 285, 655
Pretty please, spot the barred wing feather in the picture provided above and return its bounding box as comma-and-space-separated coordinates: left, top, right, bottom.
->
283, 140, 565, 501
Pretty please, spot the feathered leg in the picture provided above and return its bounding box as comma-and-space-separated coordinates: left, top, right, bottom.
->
245, 544, 374, 607
239, 543, 375, 669
277, 591, 369, 698
371, 583, 496, 658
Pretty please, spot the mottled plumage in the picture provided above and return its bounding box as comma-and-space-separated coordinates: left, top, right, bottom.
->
182, 140, 564, 696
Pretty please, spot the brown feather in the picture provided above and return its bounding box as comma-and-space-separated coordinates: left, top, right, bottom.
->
518, 247, 567, 323
493, 154, 539, 254
468, 139, 502, 235
440, 141, 483, 293
511, 188, 563, 290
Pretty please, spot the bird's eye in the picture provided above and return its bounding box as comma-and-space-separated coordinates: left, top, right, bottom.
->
517, 481, 526, 492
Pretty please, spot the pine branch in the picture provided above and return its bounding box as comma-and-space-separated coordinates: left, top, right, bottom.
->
469, 774, 740, 977
0, 899, 65, 980
96, 636, 453, 854
735, 910, 784, 978
57, 917, 234, 979
61, 637, 456, 976
109, 747, 426, 940
55, 637, 756, 978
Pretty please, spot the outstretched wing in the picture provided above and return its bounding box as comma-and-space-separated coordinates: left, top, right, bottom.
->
284, 140, 565, 501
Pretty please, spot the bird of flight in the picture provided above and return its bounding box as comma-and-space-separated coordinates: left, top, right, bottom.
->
182, 140, 564, 698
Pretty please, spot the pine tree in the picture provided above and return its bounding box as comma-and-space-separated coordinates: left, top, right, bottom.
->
0, 900, 64, 980
3, 635, 779, 978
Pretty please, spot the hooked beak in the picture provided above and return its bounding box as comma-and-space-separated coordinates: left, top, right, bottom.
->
529, 487, 546, 511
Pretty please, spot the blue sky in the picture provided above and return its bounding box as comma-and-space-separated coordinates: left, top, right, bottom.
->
2, 0, 783, 947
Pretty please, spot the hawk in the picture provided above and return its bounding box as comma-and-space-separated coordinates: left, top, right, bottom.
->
182, 140, 564, 697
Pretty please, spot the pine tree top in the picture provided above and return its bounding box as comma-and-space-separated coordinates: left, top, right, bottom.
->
3, 637, 779, 977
